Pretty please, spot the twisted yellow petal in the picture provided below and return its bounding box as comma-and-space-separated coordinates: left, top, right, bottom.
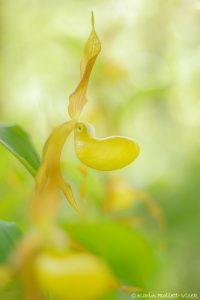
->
68, 13, 101, 120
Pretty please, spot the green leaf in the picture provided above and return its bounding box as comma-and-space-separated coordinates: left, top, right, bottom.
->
62, 219, 156, 288
0, 222, 22, 300
0, 221, 22, 264
0, 125, 40, 176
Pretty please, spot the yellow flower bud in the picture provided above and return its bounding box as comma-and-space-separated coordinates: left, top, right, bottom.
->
105, 176, 134, 212
74, 122, 140, 171
34, 252, 114, 300
0, 265, 13, 291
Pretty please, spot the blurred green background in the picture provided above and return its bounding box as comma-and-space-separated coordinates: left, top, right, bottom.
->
0, 0, 200, 298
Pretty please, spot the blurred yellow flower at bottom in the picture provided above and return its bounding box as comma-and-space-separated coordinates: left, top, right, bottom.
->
34, 252, 114, 300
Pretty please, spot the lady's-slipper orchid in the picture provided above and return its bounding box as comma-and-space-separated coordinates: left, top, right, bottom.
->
31, 13, 140, 217
31, 14, 101, 218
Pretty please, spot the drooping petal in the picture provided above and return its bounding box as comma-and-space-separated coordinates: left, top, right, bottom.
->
31, 121, 78, 222
59, 179, 79, 212
35, 121, 75, 193
68, 12, 101, 120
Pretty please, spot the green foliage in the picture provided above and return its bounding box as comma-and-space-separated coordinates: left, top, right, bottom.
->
0, 125, 40, 177
0, 221, 22, 263
63, 220, 156, 288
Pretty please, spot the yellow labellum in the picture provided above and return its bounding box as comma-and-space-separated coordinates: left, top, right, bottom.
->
34, 253, 113, 300
74, 122, 140, 171
68, 13, 101, 120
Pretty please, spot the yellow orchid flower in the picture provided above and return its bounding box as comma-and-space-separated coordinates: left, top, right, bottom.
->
67, 14, 140, 172
31, 14, 101, 219
31, 13, 140, 218
34, 251, 141, 300
34, 252, 115, 300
